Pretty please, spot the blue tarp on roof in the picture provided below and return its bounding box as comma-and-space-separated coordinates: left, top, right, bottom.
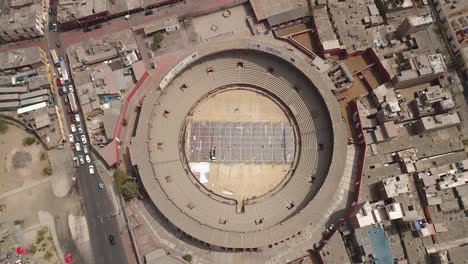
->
368, 226, 394, 264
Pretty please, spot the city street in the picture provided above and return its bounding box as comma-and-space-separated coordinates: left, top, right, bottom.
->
45, 4, 129, 263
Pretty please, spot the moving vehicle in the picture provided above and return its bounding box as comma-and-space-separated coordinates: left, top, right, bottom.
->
85, 155, 91, 163
70, 124, 76, 133
50, 50, 60, 66
75, 142, 81, 152
108, 234, 115, 245
98, 182, 104, 190
89, 165, 95, 174
68, 134, 74, 143
81, 134, 87, 144
55, 41, 61, 48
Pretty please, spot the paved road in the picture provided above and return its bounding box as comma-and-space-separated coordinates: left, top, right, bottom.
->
44, 7, 128, 263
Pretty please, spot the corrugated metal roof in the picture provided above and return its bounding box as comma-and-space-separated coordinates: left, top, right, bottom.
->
267, 7, 309, 26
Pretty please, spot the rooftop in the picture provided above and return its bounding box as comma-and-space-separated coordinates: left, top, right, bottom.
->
249, 0, 307, 21
57, 0, 109, 23
0, 47, 42, 71
381, 174, 411, 198
417, 112, 461, 131
407, 13, 434, 26
0, 4, 42, 32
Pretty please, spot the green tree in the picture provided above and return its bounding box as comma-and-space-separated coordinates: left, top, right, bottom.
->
121, 181, 139, 199
114, 169, 129, 192
22, 136, 36, 146
182, 254, 193, 262
0, 119, 8, 134
153, 31, 164, 44
42, 165, 53, 176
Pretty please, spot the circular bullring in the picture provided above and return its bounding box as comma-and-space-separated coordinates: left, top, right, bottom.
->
133, 40, 347, 249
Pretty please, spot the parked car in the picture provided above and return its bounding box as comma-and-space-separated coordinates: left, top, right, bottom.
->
64, 96, 69, 105
52, 23, 57, 32
49, 0, 53, 5
78, 125, 83, 134
75, 114, 81, 123
83, 145, 88, 154
66, 105, 72, 114
83, 27, 92, 32
144, 10, 154, 15
55, 41, 61, 47
72, 157, 79, 168
75, 142, 81, 151
70, 124, 76, 133
68, 85, 74, 93
108, 234, 115, 245
58, 89, 63, 96
81, 134, 87, 144
68, 134, 74, 143
98, 182, 104, 190
85, 155, 91, 163
94, 24, 103, 29
89, 165, 95, 175
69, 114, 75, 123
78, 155, 84, 164
56, 78, 61, 86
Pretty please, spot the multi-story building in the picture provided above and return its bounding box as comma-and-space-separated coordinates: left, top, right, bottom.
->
432, 0, 468, 75
392, 53, 447, 89
396, 13, 434, 38
0, 4, 45, 42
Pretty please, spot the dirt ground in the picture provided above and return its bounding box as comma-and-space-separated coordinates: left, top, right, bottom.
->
191, 89, 288, 122
200, 163, 289, 202
0, 124, 50, 193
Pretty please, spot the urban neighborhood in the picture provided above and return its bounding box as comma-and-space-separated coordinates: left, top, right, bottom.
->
0, 0, 467, 263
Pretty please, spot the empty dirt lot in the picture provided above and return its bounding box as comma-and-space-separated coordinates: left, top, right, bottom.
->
0, 123, 49, 193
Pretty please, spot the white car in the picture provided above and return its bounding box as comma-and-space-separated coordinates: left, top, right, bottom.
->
89, 165, 95, 175
78, 125, 83, 134
52, 23, 57, 32
85, 154, 91, 163
81, 134, 87, 144
78, 155, 84, 164
70, 124, 76, 133
72, 157, 79, 167
103, 60, 112, 64
68, 134, 74, 143
68, 85, 74, 93
83, 145, 89, 154
75, 142, 81, 152
58, 67, 62, 75
75, 114, 81, 123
